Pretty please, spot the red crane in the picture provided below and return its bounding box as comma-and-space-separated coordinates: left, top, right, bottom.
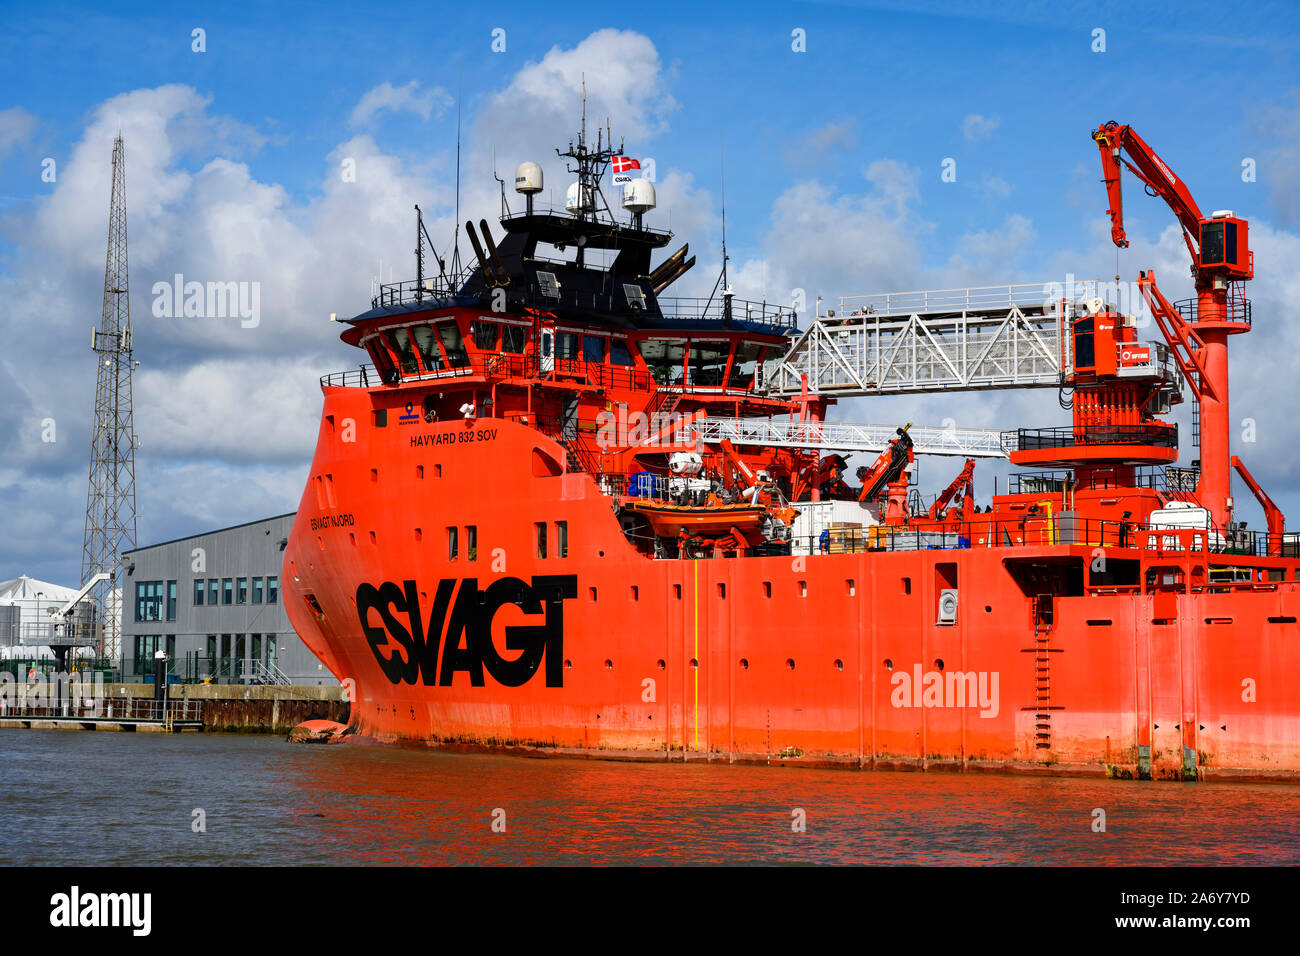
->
928, 458, 975, 521
1092, 121, 1258, 534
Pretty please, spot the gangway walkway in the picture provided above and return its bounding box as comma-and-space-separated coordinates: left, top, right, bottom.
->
695, 417, 1014, 457
770, 280, 1111, 396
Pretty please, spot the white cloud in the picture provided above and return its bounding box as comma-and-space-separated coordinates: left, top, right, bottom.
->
962, 113, 1000, 142
730, 159, 927, 309
784, 119, 859, 168
0, 107, 37, 161
349, 81, 452, 128
978, 174, 1014, 199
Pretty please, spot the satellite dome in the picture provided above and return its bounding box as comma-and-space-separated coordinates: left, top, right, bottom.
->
515, 162, 543, 195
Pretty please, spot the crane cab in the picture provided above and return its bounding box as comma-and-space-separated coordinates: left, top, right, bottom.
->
1198, 211, 1252, 280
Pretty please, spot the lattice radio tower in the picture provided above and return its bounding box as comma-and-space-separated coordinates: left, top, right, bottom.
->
81, 134, 138, 662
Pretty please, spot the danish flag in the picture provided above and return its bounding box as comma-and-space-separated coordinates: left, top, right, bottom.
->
611, 156, 640, 173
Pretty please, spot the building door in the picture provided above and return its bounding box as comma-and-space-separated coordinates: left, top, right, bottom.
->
220, 634, 232, 683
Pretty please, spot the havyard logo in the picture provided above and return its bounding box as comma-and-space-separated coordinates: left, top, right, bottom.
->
49, 886, 151, 936
890, 664, 1000, 718
357, 575, 577, 688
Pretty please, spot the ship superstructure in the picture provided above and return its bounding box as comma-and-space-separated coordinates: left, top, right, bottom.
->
284, 118, 1300, 781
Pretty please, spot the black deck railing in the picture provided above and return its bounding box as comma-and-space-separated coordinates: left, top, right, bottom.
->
372, 271, 476, 309
1010, 465, 1200, 496
1174, 294, 1252, 327
1016, 424, 1178, 450
655, 297, 797, 329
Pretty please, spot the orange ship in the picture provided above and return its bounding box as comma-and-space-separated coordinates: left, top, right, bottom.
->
284, 119, 1300, 781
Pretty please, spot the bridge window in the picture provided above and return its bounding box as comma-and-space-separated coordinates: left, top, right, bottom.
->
466, 525, 477, 561
536, 522, 548, 558
471, 320, 499, 350
411, 325, 444, 371
583, 336, 606, 364
557, 332, 580, 361
501, 325, 526, 354
556, 521, 569, 558
386, 328, 418, 375
728, 342, 764, 389
437, 321, 469, 367
639, 339, 686, 385
610, 338, 634, 366
447, 526, 459, 560
688, 342, 729, 387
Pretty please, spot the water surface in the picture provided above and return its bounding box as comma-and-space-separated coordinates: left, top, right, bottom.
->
2, 731, 1298, 865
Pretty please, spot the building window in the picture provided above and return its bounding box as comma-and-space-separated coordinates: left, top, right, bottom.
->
134, 635, 162, 676
208, 579, 218, 606
222, 578, 233, 605
266, 634, 277, 666
193, 579, 204, 606
466, 525, 477, 561
253, 577, 264, 603
447, 526, 459, 560
166, 581, 177, 621
267, 576, 279, 604
536, 522, 547, 559
237, 577, 248, 604
134, 581, 164, 622
556, 521, 568, 558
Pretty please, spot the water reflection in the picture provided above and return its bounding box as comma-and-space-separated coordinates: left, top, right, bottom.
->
2, 732, 1298, 866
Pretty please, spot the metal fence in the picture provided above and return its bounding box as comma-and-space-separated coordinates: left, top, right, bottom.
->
0, 695, 203, 723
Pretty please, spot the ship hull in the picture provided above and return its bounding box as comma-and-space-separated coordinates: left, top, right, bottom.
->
284, 396, 1300, 783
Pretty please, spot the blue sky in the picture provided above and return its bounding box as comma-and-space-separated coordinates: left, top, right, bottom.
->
2, 0, 1300, 583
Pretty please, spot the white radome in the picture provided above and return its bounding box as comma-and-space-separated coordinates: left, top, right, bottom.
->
515, 161, 543, 195
622, 178, 657, 214
565, 181, 594, 214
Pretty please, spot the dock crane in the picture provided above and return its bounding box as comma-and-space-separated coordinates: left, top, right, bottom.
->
1092, 121, 1272, 538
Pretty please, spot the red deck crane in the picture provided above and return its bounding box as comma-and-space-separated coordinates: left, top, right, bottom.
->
1092, 121, 1261, 534
928, 458, 976, 521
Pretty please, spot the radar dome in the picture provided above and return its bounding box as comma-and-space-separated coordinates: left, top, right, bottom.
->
565, 181, 594, 215
515, 162, 543, 195
622, 178, 656, 214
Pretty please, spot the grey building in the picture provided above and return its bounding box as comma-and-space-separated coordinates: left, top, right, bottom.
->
122, 513, 335, 686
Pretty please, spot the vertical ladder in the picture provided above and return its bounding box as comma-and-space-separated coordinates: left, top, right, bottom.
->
1026, 595, 1056, 750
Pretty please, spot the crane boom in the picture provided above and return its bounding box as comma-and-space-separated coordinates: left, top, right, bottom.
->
1093, 121, 1204, 261
928, 459, 976, 521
